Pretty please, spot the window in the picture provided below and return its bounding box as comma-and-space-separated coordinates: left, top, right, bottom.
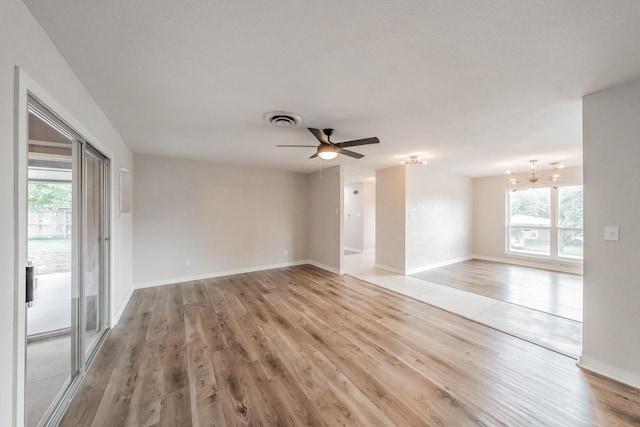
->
507, 185, 583, 261
557, 185, 583, 259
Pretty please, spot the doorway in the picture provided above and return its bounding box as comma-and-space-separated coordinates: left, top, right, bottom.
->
25, 97, 110, 427
343, 168, 376, 275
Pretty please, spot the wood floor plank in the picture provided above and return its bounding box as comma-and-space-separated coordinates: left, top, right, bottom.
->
184, 304, 224, 426
412, 259, 583, 320
60, 265, 640, 426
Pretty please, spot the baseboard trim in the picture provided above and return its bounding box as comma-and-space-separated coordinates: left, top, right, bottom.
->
374, 263, 405, 275
133, 260, 310, 289
112, 283, 134, 326
472, 254, 583, 275
308, 260, 342, 275
343, 247, 374, 254
406, 256, 473, 276
578, 355, 640, 390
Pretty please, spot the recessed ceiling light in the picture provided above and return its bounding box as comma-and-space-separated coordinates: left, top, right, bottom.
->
264, 111, 302, 127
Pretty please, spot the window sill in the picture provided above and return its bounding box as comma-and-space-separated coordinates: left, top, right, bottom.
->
504, 251, 583, 266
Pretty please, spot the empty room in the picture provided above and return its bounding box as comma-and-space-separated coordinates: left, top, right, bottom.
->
3, 1, 640, 426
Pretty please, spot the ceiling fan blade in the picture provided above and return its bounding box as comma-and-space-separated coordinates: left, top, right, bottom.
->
309, 152, 319, 159
276, 145, 318, 147
308, 128, 329, 143
334, 137, 380, 148
338, 147, 364, 159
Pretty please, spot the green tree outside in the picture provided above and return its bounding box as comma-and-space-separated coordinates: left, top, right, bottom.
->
28, 182, 72, 212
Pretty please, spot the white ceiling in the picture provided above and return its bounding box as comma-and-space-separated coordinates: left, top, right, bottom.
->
23, 0, 640, 177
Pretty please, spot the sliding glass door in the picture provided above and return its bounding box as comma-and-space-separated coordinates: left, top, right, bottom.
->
25, 96, 110, 427
83, 146, 110, 360
26, 101, 78, 427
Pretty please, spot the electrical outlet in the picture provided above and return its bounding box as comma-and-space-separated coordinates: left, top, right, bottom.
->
284, 249, 288, 255
185, 259, 191, 267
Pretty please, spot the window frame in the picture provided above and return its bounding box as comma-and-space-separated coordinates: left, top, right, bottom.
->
505, 184, 583, 262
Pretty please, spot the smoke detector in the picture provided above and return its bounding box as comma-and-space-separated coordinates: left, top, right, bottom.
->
264, 111, 302, 127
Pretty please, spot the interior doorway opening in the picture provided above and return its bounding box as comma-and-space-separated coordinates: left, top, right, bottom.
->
343, 168, 376, 275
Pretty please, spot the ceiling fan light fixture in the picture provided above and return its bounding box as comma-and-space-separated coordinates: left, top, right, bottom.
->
317, 144, 339, 160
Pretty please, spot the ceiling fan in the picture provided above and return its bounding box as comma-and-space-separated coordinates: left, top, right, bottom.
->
277, 128, 380, 160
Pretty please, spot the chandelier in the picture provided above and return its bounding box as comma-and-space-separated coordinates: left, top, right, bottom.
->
401, 155, 426, 165
507, 160, 562, 192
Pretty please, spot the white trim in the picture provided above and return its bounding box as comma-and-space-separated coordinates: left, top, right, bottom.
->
343, 247, 374, 254
405, 256, 473, 276
14, 66, 29, 427
374, 263, 405, 275
14, 68, 121, 427
308, 260, 342, 275
506, 185, 584, 265
578, 355, 640, 390
473, 254, 583, 275
133, 260, 311, 289
344, 247, 363, 253
112, 284, 134, 326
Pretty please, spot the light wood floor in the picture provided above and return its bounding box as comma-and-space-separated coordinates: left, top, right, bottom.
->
413, 259, 582, 321
60, 265, 640, 426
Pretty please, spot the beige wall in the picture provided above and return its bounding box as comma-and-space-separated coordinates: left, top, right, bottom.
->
362, 181, 376, 252
344, 181, 376, 252
344, 183, 364, 251
1, 0, 134, 423
405, 167, 473, 273
473, 166, 583, 273
308, 166, 344, 273
133, 154, 310, 285
581, 78, 640, 388
375, 166, 406, 273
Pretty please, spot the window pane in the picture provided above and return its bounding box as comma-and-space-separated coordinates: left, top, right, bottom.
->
559, 229, 583, 259
558, 185, 583, 228
509, 188, 550, 226
509, 227, 550, 255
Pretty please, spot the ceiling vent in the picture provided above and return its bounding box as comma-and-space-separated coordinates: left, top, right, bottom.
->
264, 111, 302, 127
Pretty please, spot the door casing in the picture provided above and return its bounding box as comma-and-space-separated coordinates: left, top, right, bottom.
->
15, 67, 114, 427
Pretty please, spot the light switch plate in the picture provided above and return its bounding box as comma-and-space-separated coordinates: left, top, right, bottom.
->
604, 226, 620, 241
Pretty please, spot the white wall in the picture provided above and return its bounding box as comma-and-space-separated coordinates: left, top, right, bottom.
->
308, 166, 344, 274
1, 0, 133, 424
580, 78, 640, 388
133, 154, 309, 286
343, 181, 375, 253
362, 181, 376, 252
405, 167, 473, 274
375, 166, 406, 273
344, 183, 364, 251
473, 166, 583, 273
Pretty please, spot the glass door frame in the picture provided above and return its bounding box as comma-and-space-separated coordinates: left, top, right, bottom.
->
14, 69, 112, 427
82, 144, 111, 365
26, 145, 79, 427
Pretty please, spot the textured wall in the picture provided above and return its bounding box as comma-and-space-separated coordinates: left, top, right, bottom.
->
405, 167, 474, 273
375, 166, 406, 273
581, 79, 640, 388
308, 166, 343, 273
1, 0, 133, 423
133, 154, 310, 285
